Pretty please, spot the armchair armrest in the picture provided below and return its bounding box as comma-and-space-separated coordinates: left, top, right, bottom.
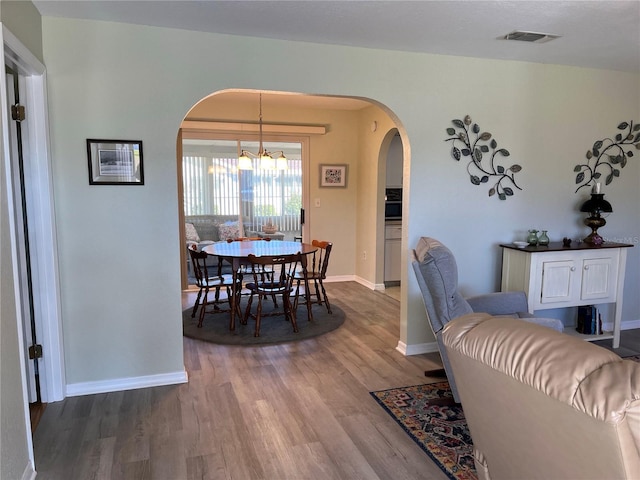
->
465, 291, 530, 317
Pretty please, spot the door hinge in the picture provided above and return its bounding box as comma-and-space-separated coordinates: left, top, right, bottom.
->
11, 104, 25, 122
28, 344, 43, 359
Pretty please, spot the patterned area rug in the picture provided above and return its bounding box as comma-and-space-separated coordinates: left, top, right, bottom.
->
370, 381, 476, 480
372, 357, 640, 480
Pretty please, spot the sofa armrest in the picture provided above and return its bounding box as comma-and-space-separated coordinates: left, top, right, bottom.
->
466, 291, 529, 317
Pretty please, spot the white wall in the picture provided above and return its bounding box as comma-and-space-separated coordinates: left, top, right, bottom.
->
41, 17, 640, 386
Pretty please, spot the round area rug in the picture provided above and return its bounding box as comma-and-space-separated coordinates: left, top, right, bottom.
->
183, 303, 345, 345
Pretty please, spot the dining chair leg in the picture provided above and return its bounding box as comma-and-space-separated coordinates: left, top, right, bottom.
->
254, 295, 264, 337
197, 288, 209, 328
244, 293, 254, 326
313, 279, 323, 305
292, 277, 314, 322
293, 279, 302, 311
319, 280, 332, 314
191, 287, 203, 318
304, 277, 313, 322
284, 293, 299, 333
233, 284, 243, 325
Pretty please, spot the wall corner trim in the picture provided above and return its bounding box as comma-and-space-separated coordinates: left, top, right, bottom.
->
396, 340, 439, 356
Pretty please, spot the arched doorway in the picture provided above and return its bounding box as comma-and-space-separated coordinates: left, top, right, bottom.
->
176, 90, 408, 300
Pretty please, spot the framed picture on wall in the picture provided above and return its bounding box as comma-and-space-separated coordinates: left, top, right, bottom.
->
87, 139, 144, 185
319, 164, 348, 188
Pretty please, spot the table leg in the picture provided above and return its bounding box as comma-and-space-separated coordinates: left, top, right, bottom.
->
229, 258, 241, 331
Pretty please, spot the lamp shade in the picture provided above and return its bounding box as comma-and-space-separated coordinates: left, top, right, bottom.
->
580, 193, 612, 214
238, 153, 253, 170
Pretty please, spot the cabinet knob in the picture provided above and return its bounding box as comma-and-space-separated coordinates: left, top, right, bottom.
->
570, 267, 576, 271
584, 266, 589, 270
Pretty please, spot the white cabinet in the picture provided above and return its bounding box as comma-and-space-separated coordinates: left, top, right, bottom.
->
501, 242, 632, 347
384, 223, 402, 284
536, 254, 618, 306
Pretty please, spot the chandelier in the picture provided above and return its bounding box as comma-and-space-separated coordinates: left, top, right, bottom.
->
238, 93, 287, 170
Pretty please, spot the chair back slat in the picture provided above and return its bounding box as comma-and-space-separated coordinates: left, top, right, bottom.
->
188, 246, 209, 284
311, 240, 333, 278
189, 245, 226, 281
247, 252, 304, 292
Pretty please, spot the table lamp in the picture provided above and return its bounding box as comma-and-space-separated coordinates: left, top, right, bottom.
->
580, 183, 612, 246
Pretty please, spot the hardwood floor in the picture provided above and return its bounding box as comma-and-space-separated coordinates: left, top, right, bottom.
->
593, 327, 640, 357
33, 282, 450, 480
31, 282, 640, 479
29, 402, 47, 433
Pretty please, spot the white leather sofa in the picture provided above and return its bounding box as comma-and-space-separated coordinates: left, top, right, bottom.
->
442, 312, 640, 480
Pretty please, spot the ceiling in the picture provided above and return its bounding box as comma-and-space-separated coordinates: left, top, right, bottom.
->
34, 1, 640, 75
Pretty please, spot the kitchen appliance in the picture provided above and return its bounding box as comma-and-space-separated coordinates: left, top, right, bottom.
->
385, 188, 402, 220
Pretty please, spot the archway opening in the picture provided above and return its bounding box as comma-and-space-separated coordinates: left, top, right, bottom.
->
176, 89, 409, 308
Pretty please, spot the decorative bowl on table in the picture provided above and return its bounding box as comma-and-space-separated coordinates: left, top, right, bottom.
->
262, 224, 278, 234
513, 241, 528, 249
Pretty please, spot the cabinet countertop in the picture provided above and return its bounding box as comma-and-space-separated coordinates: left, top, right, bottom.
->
500, 241, 633, 253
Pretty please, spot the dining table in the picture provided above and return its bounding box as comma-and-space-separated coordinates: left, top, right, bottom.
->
202, 240, 318, 331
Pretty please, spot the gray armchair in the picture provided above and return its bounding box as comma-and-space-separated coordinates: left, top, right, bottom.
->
411, 237, 563, 402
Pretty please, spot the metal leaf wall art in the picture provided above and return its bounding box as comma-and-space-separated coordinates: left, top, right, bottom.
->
574, 121, 640, 193
445, 115, 522, 200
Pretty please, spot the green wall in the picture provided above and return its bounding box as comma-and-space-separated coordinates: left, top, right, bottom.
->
0, 0, 42, 62
40, 16, 640, 385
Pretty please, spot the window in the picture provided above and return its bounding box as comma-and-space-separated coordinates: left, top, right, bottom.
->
183, 138, 303, 238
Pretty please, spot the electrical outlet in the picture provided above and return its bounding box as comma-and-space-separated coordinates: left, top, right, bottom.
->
362, 250, 367, 260
314, 198, 321, 207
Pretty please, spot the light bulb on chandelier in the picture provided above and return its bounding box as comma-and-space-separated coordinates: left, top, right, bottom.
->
238, 93, 287, 171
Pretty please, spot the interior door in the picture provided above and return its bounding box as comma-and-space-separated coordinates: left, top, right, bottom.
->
5, 68, 40, 403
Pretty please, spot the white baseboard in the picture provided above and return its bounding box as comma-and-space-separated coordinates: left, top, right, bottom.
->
324, 274, 355, 283
621, 319, 640, 330
323, 275, 386, 291
353, 276, 386, 291
600, 318, 640, 332
396, 340, 440, 356
65, 369, 188, 397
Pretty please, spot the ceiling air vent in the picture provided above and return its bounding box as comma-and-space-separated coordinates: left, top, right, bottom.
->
502, 30, 561, 44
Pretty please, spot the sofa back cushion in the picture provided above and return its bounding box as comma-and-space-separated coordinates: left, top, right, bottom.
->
185, 215, 241, 241
185, 222, 200, 242
217, 221, 241, 241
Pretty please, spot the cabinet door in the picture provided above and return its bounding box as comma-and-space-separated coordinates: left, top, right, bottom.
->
581, 256, 617, 301
540, 260, 576, 304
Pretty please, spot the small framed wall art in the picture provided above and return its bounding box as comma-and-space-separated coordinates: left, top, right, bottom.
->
87, 139, 144, 185
319, 164, 348, 188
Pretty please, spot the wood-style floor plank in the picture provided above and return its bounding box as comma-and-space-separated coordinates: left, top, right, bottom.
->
32, 281, 640, 479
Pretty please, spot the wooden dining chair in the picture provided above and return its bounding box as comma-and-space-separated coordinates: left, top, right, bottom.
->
188, 246, 241, 328
225, 237, 278, 307
293, 240, 333, 314
243, 252, 305, 337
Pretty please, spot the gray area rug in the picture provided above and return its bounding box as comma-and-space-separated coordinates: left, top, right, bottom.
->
183, 301, 345, 345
